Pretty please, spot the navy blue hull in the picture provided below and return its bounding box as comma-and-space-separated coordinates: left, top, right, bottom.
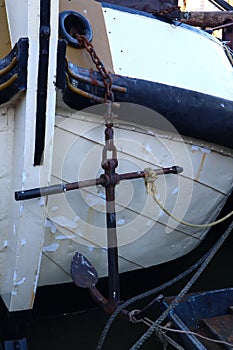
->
0, 39, 28, 106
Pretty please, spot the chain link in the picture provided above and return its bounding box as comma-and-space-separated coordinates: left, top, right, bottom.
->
73, 33, 117, 160
73, 33, 114, 103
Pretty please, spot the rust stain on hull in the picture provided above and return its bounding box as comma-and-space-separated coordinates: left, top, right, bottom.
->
195, 152, 206, 181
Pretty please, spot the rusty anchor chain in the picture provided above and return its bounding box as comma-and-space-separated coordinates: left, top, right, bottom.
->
74, 33, 121, 307
73, 33, 114, 103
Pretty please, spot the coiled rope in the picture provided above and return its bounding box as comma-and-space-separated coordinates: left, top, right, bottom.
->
96, 219, 233, 349
144, 167, 233, 228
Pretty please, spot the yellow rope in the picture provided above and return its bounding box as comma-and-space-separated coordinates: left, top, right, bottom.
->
144, 168, 233, 229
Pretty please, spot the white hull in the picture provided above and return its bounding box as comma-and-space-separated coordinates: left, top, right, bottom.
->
102, 6, 233, 101
38, 107, 233, 285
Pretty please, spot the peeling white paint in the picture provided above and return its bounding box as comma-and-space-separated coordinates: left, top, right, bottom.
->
3, 240, 8, 248
11, 291, 17, 296
51, 206, 58, 212
146, 220, 153, 227
55, 234, 67, 240
19, 203, 24, 216
191, 145, 211, 153
44, 219, 51, 227
200, 147, 211, 153
44, 218, 57, 233
88, 246, 94, 252
13, 271, 17, 281
55, 233, 75, 240
97, 191, 106, 200
76, 231, 83, 237
20, 240, 26, 246
14, 276, 26, 286
51, 225, 57, 234
159, 209, 165, 217
172, 187, 179, 195
43, 243, 59, 252
52, 216, 78, 229
22, 172, 28, 183
86, 194, 105, 207
73, 216, 80, 222
117, 218, 125, 225
145, 144, 152, 153
39, 197, 45, 206
13, 224, 16, 236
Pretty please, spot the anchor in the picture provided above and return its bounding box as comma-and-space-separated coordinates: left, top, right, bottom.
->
15, 105, 183, 316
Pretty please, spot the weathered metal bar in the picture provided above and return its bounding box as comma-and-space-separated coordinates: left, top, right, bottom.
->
209, 0, 233, 11
211, 21, 233, 31
15, 177, 104, 201
67, 65, 127, 93
66, 74, 121, 107
180, 10, 233, 27
105, 185, 120, 306
15, 166, 183, 201
102, 123, 120, 307
119, 165, 183, 182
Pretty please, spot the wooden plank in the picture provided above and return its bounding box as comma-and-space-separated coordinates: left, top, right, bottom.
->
0, 0, 11, 59
202, 314, 233, 348
180, 10, 233, 27
59, 0, 114, 73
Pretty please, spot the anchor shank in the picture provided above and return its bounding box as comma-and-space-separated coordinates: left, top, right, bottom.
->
105, 184, 120, 306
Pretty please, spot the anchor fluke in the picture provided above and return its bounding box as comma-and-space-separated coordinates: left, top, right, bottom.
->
71, 252, 112, 310
71, 252, 98, 288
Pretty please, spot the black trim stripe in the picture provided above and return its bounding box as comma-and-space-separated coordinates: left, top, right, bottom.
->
56, 52, 233, 150
34, 0, 51, 166
0, 38, 28, 105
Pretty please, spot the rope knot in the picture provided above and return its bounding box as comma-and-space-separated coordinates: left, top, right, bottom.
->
144, 168, 158, 197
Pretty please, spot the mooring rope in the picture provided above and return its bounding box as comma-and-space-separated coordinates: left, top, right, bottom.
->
144, 167, 233, 228
155, 323, 233, 348
129, 219, 233, 350
96, 219, 233, 349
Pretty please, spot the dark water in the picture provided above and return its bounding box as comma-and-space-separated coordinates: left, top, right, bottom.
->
27, 309, 158, 350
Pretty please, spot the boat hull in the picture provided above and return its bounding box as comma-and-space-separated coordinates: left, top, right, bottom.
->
1, 0, 233, 313
161, 288, 233, 350
58, 59, 233, 150
38, 108, 233, 286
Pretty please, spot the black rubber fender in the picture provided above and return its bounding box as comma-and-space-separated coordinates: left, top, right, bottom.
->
59, 10, 93, 48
